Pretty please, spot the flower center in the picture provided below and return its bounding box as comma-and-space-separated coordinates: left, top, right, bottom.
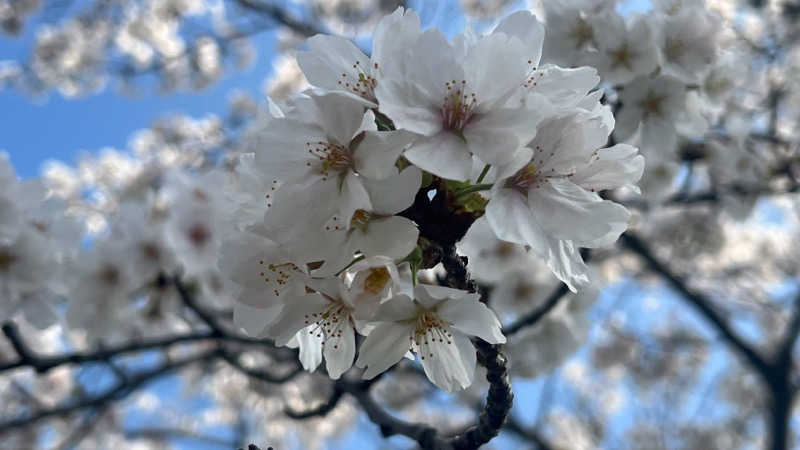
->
570, 16, 594, 49
363, 267, 390, 295
350, 209, 372, 232
304, 302, 351, 350
98, 265, 120, 286
337, 60, 378, 102
664, 38, 685, 63
507, 163, 541, 191
257, 260, 301, 297
442, 80, 477, 133
410, 311, 453, 360
639, 92, 667, 119
608, 42, 636, 70
0, 248, 17, 271
306, 140, 354, 180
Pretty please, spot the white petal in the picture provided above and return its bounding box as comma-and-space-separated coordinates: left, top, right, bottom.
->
570, 144, 645, 193
357, 216, 419, 260
362, 166, 422, 215
356, 322, 413, 379
324, 321, 356, 379
372, 294, 417, 321
269, 293, 329, 346
492, 11, 545, 67
465, 32, 529, 106
528, 178, 630, 245
297, 35, 373, 102
234, 302, 281, 337
438, 297, 506, 344
404, 132, 473, 181
354, 130, 416, 180
292, 327, 323, 372
340, 171, 373, 224
311, 92, 369, 146
420, 331, 476, 392
642, 115, 678, 156
486, 188, 548, 251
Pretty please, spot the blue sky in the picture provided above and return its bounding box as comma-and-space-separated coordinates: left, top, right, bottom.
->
0, 23, 276, 178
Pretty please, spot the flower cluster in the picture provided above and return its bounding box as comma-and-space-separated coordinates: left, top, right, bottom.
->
219, 7, 642, 390
1, 7, 643, 392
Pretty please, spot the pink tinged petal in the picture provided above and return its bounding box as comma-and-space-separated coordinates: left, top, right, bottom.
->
324, 320, 356, 379
269, 293, 330, 346
357, 216, 419, 260
292, 327, 323, 372
353, 130, 416, 180
492, 11, 545, 67
528, 178, 630, 245
311, 92, 369, 146
438, 297, 506, 344
404, 132, 473, 181
234, 302, 281, 338
356, 322, 414, 379
570, 144, 644, 193
486, 188, 549, 251
362, 166, 422, 215
420, 330, 476, 392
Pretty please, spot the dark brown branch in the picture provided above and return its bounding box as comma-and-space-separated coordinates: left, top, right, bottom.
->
284, 384, 345, 419
620, 232, 771, 375
234, 0, 327, 37
0, 349, 220, 435
448, 340, 514, 450
0, 322, 270, 374
504, 284, 570, 337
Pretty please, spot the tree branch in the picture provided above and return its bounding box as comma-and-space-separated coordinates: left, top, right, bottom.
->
0, 349, 220, 435
620, 232, 772, 376
504, 284, 570, 337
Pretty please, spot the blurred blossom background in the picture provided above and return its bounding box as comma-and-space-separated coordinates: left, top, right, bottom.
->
1, 0, 799, 449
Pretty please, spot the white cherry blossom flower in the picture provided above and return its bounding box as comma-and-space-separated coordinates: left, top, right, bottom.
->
219, 230, 307, 337
356, 284, 505, 392
657, 7, 721, 83
262, 166, 421, 276
253, 91, 414, 223
269, 277, 379, 379
614, 75, 686, 158
590, 15, 658, 85
486, 111, 643, 291
296, 7, 421, 105
375, 11, 549, 180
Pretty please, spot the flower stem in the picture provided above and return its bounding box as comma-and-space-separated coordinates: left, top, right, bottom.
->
454, 183, 493, 199
476, 164, 491, 183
